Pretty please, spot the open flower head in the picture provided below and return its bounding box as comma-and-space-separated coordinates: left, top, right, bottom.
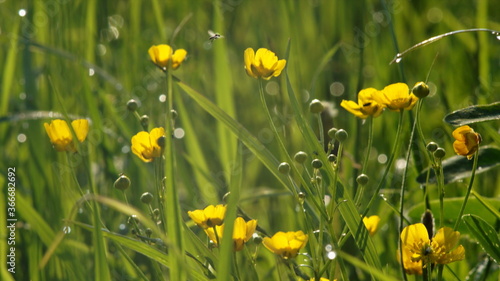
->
131, 127, 165, 162
263, 231, 308, 259
148, 44, 187, 70
44, 119, 89, 152
188, 204, 227, 229
363, 215, 380, 236
401, 223, 465, 275
340, 88, 385, 119
452, 125, 481, 160
204, 217, 257, 251
244, 48, 286, 80
375, 83, 418, 111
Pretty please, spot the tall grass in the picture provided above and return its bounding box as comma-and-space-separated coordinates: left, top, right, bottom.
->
1, 0, 499, 280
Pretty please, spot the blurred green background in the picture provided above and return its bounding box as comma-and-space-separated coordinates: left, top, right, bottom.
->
1, 0, 499, 280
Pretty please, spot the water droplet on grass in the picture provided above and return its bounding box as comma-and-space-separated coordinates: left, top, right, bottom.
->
63, 226, 71, 234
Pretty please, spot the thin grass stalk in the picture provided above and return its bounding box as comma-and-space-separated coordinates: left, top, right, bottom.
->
362, 110, 405, 217
453, 150, 480, 230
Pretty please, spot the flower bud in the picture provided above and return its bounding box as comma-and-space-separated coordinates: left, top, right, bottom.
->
356, 174, 369, 186
327, 154, 337, 162
294, 151, 308, 164
335, 129, 348, 142
312, 159, 323, 169
127, 99, 138, 111
298, 192, 306, 204
114, 174, 131, 191
140, 115, 149, 128
156, 135, 166, 148
433, 148, 446, 159
327, 128, 338, 139
309, 99, 324, 113
140, 192, 154, 204
145, 228, 153, 236
412, 82, 430, 98
253, 233, 263, 245
426, 142, 438, 152
278, 162, 291, 174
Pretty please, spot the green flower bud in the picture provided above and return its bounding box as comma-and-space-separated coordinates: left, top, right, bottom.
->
140, 115, 149, 128
140, 192, 154, 204
312, 159, 323, 169
128, 215, 139, 225
309, 99, 325, 113
412, 82, 430, 99
298, 192, 306, 204
433, 148, 446, 159
253, 234, 263, 245
426, 142, 438, 152
114, 174, 131, 191
156, 135, 166, 148
294, 151, 308, 164
327, 154, 337, 162
335, 129, 348, 142
278, 162, 291, 174
327, 128, 338, 139
127, 99, 138, 111
356, 174, 369, 186
145, 228, 153, 236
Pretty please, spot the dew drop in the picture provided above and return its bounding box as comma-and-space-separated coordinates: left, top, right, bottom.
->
395, 57, 402, 63
327, 251, 337, 260
63, 226, 72, 234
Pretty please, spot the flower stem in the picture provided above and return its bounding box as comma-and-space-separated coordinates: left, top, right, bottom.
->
354, 117, 373, 206
453, 150, 480, 230
398, 100, 421, 281
362, 109, 405, 217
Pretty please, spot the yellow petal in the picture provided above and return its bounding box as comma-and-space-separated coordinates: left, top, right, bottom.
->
432, 227, 460, 252
401, 223, 430, 253
187, 209, 207, 227
363, 215, 380, 236
340, 100, 367, 118
171, 49, 187, 69
131, 131, 154, 162
244, 48, 257, 78
149, 45, 173, 68
245, 219, 257, 242
44, 119, 75, 152
71, 119, 89, 143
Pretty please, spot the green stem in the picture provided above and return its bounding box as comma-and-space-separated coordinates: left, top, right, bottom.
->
398, 100, 422, 281
437, 264, 444, 281
453, 150, 480, 230
354, 117, 373, 206
362, 109, 405, 217
437, 158, 445, 228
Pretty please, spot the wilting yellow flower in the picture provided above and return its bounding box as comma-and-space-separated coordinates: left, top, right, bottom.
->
400, 223, 465, 275
244, 48, 286, 80
374, 83, 418, 111
148, 44, 187, 70
340, 88, 385, 119
452, 125, 481, 160
363, 215, 380, 236
188, 204, 227, 229
263, 231, 308, 259
204, 217, 257, 251
44, 119, 89, 152
131, 127, 165, 162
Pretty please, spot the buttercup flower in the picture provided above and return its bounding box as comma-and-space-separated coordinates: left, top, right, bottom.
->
244, 48, 286, 80
44, 119, 89, 152
363, 215, 380, 236
400, 223, 465, 275
263, 231, 308, 259
131, 127, 165, 162
374, 83, 418, 111
452, 125, 481, 160
188, 204, 227, 229
204, 217, 257, 251
148, 44, 187, 70
340, 88, 385, 118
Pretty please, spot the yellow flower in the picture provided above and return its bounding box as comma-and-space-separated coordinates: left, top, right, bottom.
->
263, 231, 308, 259
148, 44, 187, 70
44, 119, 89, 152
244, 48, 286, 80
400, 223, 465, 275
131, 127, 165, 162
452, 125, 481, 160
374, 83, 418, 111
204, 217, 257, 251
187, 204, 227, 229
340, 88, 385, 118
363, 215, 380, 236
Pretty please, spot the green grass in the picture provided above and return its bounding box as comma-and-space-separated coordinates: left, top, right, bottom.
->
1, 0, 499, 280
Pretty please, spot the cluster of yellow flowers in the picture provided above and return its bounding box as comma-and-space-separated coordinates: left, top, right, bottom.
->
340, 82, 419, 119
187, 204, 309, 257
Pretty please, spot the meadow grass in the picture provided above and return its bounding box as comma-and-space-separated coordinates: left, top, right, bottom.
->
1, 0, 499, 280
